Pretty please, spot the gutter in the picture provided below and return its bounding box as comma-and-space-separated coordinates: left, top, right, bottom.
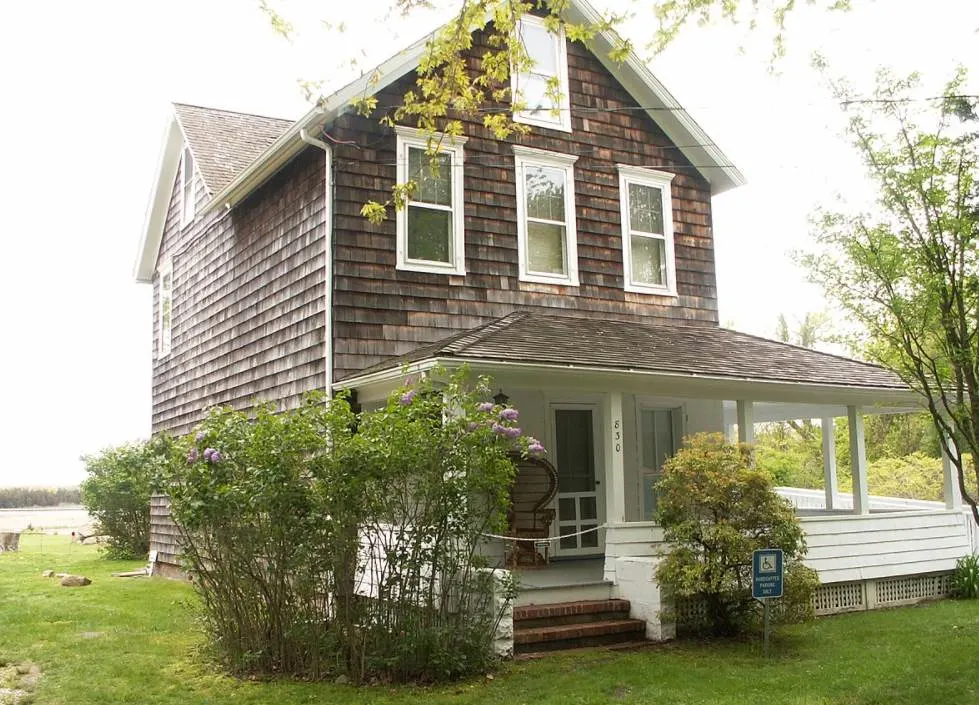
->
299, 128, 335, 398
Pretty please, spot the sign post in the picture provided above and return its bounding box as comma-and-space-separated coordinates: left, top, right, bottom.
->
752, 548, 784, 658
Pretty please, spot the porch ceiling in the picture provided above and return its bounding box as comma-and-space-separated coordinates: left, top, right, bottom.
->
337, 312, 920, 407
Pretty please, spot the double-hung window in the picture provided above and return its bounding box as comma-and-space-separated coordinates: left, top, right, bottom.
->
617, 165, 677, 295
395, 126, 467, 275
513, 146, 579, 286
158, 258, 173, 358
511, 14, 571, 132
180, 145, 196, 227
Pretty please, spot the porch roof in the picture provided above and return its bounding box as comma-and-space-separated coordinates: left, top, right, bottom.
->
339, 312, 908, 393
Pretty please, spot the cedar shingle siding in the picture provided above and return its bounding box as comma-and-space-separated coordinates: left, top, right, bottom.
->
152, 149, 326, 436
330, 31, 717, 380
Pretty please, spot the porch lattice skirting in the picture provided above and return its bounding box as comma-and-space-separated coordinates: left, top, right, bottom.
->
676, 572, 956, 633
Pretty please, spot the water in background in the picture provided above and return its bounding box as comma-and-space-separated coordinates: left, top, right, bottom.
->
0, 506, 93, 535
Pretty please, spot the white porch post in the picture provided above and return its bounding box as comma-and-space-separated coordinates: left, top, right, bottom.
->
847, 406, 869, 515
736, 400, 754, 444
604, 391, 626, 525
942, 434, 963, 510
821, 417, 839, 510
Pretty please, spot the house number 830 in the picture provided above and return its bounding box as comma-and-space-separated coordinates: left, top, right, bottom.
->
613, 419, 621, 453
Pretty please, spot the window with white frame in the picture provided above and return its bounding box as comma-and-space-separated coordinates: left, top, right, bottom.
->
180, 145, 196, 226
513, 146, 579, 285
395, 126, 467, 275
158, 259, 173, 358
511, 14, 571, 132
617, 165, 677, 295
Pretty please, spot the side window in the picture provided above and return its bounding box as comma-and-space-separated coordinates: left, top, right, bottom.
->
395, 127, 467, 275
158, 259, 173, 358
617, 165, 677, 295
513, 146, 579, 286
511, 15, 571, 132
180, 145, 196, 227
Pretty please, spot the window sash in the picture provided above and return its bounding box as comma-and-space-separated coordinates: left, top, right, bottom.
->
514, 147, 578, 285
512, 16, 570, 131
618, 166, 676, 295
158, 261, 173, 358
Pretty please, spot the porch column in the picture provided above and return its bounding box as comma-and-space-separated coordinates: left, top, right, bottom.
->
942, 434, 963, 510
736, 400, 754, 444
604, 391, 626, 525
821, 417, 839, 510
847, 406, 869, 515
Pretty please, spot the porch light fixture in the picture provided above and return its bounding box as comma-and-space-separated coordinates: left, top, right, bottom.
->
493, 389, 510, 406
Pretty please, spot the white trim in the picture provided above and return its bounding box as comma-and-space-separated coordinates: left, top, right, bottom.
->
179, 145, 197, 227
157, 258, 173, 359
513, 146, 579, 286
617, 165, 677, 296
395, 127, 467, 275
511, 14, 572, 133
133, 116, 183, 282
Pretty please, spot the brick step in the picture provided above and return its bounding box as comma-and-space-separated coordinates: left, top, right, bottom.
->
514, 618, 646, 653
513, 599, 631, 628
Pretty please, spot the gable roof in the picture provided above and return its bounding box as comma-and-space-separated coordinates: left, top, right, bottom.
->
173, 104, 293, 195
133, 104, 292, 282
203, 0, 745, 214
341, 312, 908, 392
135, 0, 745, 282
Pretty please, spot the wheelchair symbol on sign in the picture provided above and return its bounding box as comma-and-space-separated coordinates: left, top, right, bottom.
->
760, 556, 776, 573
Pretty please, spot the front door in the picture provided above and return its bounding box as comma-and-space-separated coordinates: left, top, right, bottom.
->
552, 406, 605, 556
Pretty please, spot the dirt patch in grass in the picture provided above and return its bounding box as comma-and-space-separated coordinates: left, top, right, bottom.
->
0, 660, 42, 704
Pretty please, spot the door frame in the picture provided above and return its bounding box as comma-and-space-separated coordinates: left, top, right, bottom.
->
547, 398, 606, 557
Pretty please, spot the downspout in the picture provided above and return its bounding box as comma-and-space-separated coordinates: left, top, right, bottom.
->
300, 128, 335, 399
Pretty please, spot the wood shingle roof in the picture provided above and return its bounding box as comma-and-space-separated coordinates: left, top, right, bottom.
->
173, 103, 292, 194
346, 312, 907, 391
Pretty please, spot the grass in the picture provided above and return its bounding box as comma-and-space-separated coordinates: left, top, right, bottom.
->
2, 535, 978, 705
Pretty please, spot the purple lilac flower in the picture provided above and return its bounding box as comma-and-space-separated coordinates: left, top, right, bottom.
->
499, 408, 519, 421
491, 422, 506, 435
186, 448, 198, 464
195, 432, 206, 443
527, 439, 545, 455
203, 448, 216, 461
504, 426, 522, 439
477, 402, 494, 413
399, 390, 416, 406
209, 451, 222, 464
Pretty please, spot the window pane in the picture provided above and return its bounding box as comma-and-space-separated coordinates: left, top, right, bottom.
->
559, 497, 576, 521
555, 410, 595, 493
161, 272, 171, 291
579, 496, 597, 521
162, 298, 171, 329
520, 22, 557, 75
407, 206, 452, 263
525, 166, 565, 221
559, 526, 578, 550
518, 73, 555, 116
527, 221, 566, 274
580, 525, 598, 548
628, 183, 664, 235
631, 234, 666, 286
408, 148, 452, 206
642, 475, 657, 521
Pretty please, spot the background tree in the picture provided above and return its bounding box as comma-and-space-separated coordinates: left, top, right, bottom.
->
802, 67, 979, 524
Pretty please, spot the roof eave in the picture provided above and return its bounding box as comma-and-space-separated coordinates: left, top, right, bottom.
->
133, 115, 184, 283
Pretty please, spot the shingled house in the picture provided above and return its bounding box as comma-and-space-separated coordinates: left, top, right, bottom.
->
136, 0, 977, 647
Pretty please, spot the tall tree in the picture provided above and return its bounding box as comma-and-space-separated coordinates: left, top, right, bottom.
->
802, 67, 979, 524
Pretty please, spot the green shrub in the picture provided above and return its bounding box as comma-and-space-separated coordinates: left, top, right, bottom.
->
162, 369, 534, 683
81, 438, 169, 559
951, 554, 979, 599
656, 433, 819, 637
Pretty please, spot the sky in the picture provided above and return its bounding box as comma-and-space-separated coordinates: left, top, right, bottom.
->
0, 0, 976, 488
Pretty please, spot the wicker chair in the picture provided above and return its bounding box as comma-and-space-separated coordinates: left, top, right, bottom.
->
506, 453, 559, 568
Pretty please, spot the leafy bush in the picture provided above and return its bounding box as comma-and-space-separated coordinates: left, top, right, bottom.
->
951, 554, 979, 599
81, 438, 169, 559
656, 433, 819, 637
162, 369, 535, 683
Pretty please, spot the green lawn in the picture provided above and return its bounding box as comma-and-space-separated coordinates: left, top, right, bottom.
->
1, 535, 978, 705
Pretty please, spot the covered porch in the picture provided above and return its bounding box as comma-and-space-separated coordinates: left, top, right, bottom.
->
336, 312, 977, 636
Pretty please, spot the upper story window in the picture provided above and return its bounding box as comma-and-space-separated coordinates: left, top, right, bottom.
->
512, 14, 571, 133
158, 258, 173, 358
180, 145, 196, 227
617, 165, 677, 296
513, 145, 579, 286
395, 126, 467, 275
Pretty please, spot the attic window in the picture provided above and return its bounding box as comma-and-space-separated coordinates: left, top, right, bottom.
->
511, 14, 571, 132
180, 146, 196, 226
394, 126, 467, 276
158, 258, 173, 358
